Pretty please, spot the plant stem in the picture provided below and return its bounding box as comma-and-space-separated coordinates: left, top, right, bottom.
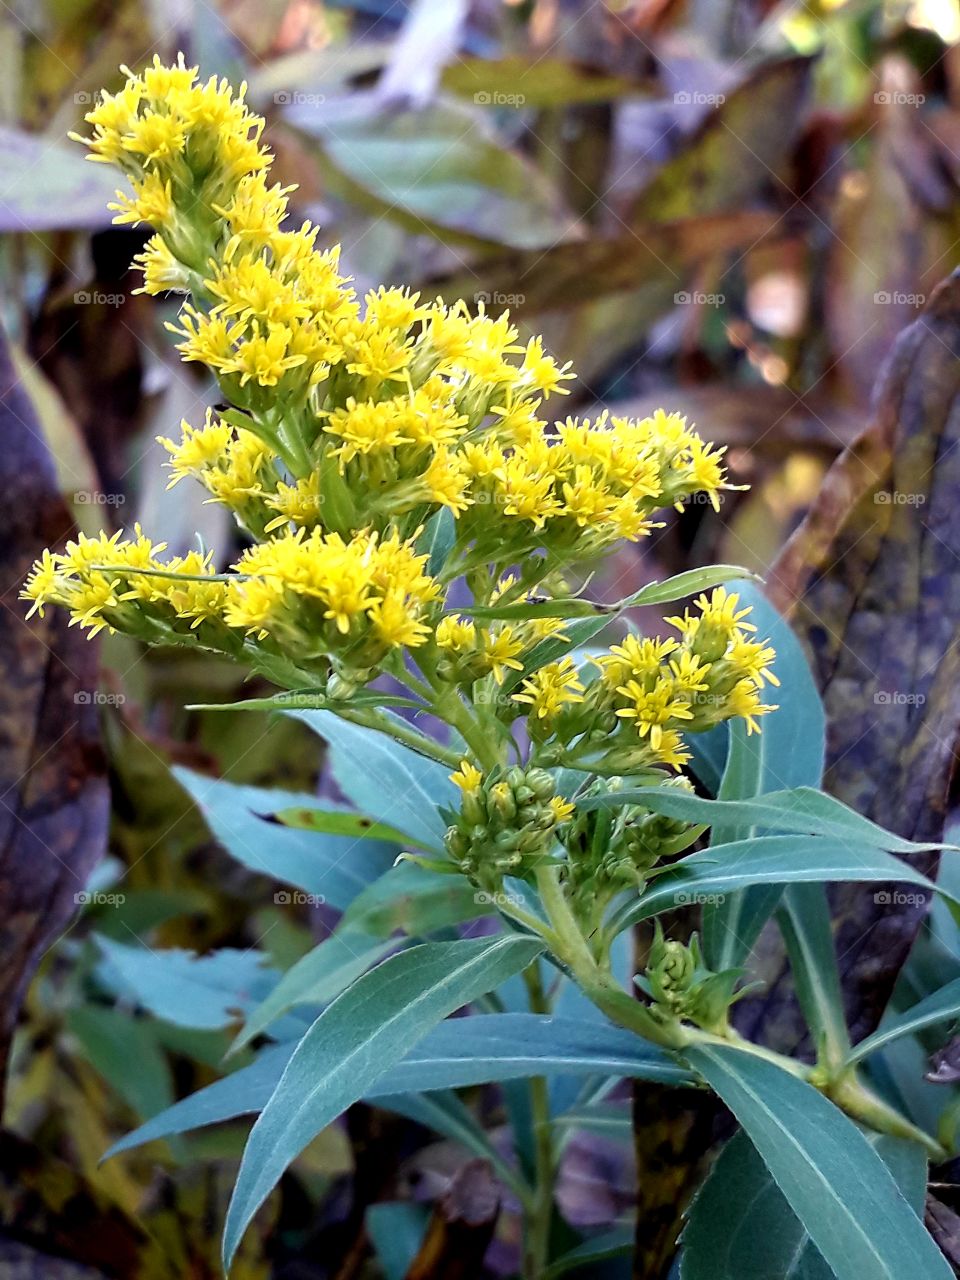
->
522, 962, 556, 1280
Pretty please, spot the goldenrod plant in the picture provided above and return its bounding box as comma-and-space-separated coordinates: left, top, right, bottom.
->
26, 58, 960, 1280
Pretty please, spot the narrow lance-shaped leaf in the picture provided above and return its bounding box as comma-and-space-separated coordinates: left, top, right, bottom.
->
845, 974, 960, 1067
222, 936, 544, 1268
681, 1126, 928, 1280
105, 1012, 689, 1160
686, 1043, 951, 1280
577, 784, 952, 855
611, 836, 956, 934
230, 929, 399, 1054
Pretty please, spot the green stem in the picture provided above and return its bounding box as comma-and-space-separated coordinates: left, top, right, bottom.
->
522, 962, 556, 1280
337, 707, 462, 768
529, 867, 947, 1156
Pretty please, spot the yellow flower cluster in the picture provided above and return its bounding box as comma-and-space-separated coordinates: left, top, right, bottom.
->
24, 57, 773, 812
22, 529, 229, 642
594, 588, 778, 753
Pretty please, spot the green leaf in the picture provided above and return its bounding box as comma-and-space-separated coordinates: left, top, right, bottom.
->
681, 1127, 928, 1280
621, 565, 761, 610
230, 929, 398, 1054
464, 565, 759, 621
222, 936, 545, 1267
366, 1013, 691, 1096
846, 975, 960, 1067
611, 836, 951, 933
697, 582, 827, 967
95, 937, 278, 1031
778, 884, 851, 1064
104, 1045, 293, 1161
287, 710, 456, 851
578, 785, 948, 855
173, 766, 397, 907
685, 1043, 949, 1280
190, 690, 421, 713
107, 1012, 687, 1160
68, 1005, 174, 1122
418, 506, 456, 577
340, 861, 490, 937
271, 804, 427, 849
545, 1224, 635, 1278
366, 1202, 429, 1280
442, 56, 637, 107
289, 93, 572, 250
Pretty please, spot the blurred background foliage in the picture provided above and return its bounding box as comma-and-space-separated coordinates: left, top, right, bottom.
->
1, 0, 959, 1275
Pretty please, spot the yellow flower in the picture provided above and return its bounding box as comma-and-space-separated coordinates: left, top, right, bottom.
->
451, 760, 483, 793
614, 680, 695, 750
436, 615, 477, 652
513, 658, 585, 721
480, 626, 525, 683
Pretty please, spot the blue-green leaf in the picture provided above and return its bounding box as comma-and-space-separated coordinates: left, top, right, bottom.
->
174, 766, 396, 907
230, 929, 398, 1053
686, 1043, 950, 1280
846, 974, 960, 1067
367, 1202, 429, 1280
699, 582, 826, 967
612, 837, 951, 932
105, 1012, 687, 1160
288, 710, 455, 851
95, 937, 277, 1031
681, 1127, 928, 1280
340, 862, 490, 937
579, 785, 946, 855
222, 936, 544, 1267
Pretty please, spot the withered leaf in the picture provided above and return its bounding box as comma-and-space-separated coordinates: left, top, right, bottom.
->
0, 328, 108, 1096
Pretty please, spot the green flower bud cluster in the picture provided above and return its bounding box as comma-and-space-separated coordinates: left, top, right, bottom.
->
560, 777, 702, 924
643, 924, 746, 1034
444, 764, 572, 891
